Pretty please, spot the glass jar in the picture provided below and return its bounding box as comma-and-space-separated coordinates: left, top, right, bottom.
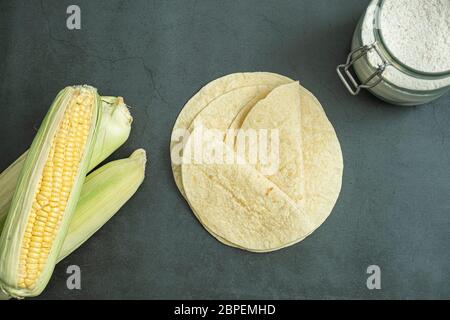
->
337, 0, 450, 106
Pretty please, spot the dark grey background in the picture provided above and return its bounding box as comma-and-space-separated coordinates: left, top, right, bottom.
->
0, 0, 448, 299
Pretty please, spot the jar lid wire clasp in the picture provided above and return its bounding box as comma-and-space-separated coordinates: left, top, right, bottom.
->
337, 42, 389, 95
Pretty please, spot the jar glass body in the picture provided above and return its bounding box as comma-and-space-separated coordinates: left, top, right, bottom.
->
348, 0, 450, 106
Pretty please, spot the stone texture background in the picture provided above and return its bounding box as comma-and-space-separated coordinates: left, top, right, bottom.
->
0, 0, 448, 299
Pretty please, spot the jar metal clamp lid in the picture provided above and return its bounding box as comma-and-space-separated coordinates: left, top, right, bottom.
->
337, 42, 388, 96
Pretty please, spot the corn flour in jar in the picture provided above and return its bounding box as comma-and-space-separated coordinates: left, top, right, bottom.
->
338, 0, 450, 105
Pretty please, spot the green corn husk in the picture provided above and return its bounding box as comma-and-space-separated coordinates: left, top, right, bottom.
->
89, 96, 133, 167
0, 85, 102, 298
0, 96, 133, 230
0, 149, 147, 300
0, 154, 28, 229
59, 148, 146, 261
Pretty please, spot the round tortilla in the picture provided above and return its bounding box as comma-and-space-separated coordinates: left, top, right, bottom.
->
176, 72, 343, 252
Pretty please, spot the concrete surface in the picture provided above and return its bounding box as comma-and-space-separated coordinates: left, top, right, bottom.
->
0, 0, 448, 299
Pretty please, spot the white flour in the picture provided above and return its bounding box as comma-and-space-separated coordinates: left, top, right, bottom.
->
361, 0, 450, 90
380, 0, 450, 73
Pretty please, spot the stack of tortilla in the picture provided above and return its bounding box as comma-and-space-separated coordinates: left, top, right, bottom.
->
170, 72, 343, 252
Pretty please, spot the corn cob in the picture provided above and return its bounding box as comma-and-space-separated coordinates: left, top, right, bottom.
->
0, 85, 101, 297
0, 96, 132, 229
0, 149, 146, 299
